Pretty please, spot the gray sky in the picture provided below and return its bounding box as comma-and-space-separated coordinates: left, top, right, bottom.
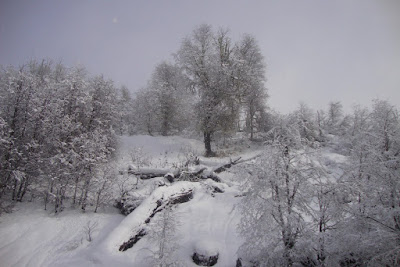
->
1, 0, 399, 113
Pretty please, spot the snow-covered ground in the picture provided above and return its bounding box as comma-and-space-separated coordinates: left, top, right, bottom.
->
0, 135, 259, 266
0, 135, 347, 266
0, 203, 125, 267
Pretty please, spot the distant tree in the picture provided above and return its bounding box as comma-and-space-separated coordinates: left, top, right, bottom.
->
149, 62, 192, 136
326, 101, 344, 135
115, 86, 135, 135
292, 103, 318, 142
233, 34, 268, 140
348, 104, 370, 137
316, 109, 327, 140
133, 88, 159, 135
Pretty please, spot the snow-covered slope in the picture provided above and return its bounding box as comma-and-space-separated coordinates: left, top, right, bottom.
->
0, 203, 125, 267
0, 135, 350, 266
0, 135, 255, 267
105, 180, 243, 266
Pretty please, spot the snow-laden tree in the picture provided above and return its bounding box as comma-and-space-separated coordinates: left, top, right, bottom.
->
291, 103, 318, 142
342, 100, 400, 265
239, 128, 316, 266
133, 88, 160, 135
325, 101, 351, 135
132, 25, 268, 153
348, 105, 370, 138
233, 34, 268, 140
0, 60, 118, 212
301, 153, 346, 267
149, 61, 193, 136
114, 86, 136, 135
176, 25, 240, 156
0, 61, 56, 201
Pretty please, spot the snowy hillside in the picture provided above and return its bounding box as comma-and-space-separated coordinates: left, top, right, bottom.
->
0, 135, 261, 266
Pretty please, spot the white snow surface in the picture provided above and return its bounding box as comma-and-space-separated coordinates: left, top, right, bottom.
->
0, 135, 248, 266
0, 203, 125, 267
0, 135, 344, 266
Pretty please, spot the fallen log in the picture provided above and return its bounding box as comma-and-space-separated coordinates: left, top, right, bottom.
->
213, 157, 242, 173
126, 156, 247, 183
119, 188, 194, 252
127, 166, 214, 181
128, 167, 179, 179
119, 229, 146, 252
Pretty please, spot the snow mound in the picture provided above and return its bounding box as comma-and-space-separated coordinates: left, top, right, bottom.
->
193, 240, 220, 257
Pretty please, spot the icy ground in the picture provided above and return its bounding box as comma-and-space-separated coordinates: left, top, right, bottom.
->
0, 135, 346, 266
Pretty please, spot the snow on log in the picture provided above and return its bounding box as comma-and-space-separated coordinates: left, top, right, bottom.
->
127, 166, 221, 182
113, 182, 198, 252
125, 157, 244, 184
128, 167, 180, 179
213, 157, 241, 173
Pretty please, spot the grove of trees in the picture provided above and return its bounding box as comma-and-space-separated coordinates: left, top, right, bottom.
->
238, 99, 400, 266
0, 60, 120, 212
134, 24, 268, 156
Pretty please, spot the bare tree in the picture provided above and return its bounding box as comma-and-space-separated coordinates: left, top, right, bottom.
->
83, 220, 99, 242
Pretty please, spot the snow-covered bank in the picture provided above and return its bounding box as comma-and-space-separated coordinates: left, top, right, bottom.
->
0, 135, 249, 266
0, 202, 125, 267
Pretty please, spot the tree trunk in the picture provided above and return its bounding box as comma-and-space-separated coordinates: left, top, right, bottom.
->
16, 178, 26, 201
249, 104, 255, 140
161, 111, 169, 136
94, 179, 108, 213
12, 179, 18, 200
72, 177, 79, 205
204, 131, 214, 157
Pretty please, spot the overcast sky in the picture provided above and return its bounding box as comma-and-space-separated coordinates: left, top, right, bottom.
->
1, 0, 399, 113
